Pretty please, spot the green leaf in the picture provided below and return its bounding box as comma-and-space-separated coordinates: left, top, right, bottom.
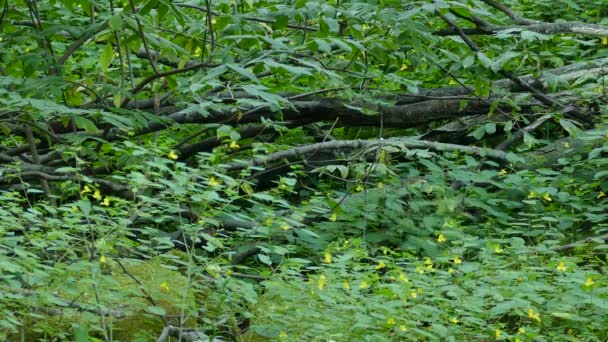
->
99, 43, 114, 71
108, 14, 122, 32
559, 118, 582, 137
74, 116, 99, 133
147, 306, 166, 316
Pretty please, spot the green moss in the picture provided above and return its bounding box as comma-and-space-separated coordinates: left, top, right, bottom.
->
12, 257, 198, 341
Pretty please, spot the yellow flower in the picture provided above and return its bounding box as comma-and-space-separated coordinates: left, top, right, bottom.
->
168, 150, 178, 160
329, 212, 337, 221
280, 223, 290, 231
226, 270, 233, 276
424, 257, 432, 265
362, 24, 370, 30
453, 257, 462, 265
264, 217, 273, 226
211, 18, 217, 25
399, 325, 407, 332
80, 185, 92, 195
499, 169, 508, 175
541, 193, 552, 202
359, 280, 369, 289
515, 338, 522, 342
528, 308, 540, 322
93, 189, 102, 201
343, 281, 350, 290
598, 191, 606, 199
563, 142, 570, 148
375, 261, 386, 270
410, 289, 417, 298
527, 191, 537, 199
355, 184, 364, 192
437, 233, 446, 243
323, 251, 332, 264
209, 177, 219, 187
100, 255, 107, 263
602, 37, 608, 46
495, 329, 501, 339
556, 261, 567, 272
417, 288, 423, 294
228, 140, 240, 149
584, 277, 594, 287
416, 265, 424, 274
450, 317, 459, 324
160, 281, 170, 292
386, 317, 396, 325
448, 79, 457, 85
400, 64, 409, 71
70, 205, 79, 212
494, 245, 504, 254
398, 273, 409, 283
101, 197, 110, 206
518, 328, 526, 334
448, 268, 455, 274
377, 182, 384, 188
279, 331, 287, 339
318, 275, 326, 290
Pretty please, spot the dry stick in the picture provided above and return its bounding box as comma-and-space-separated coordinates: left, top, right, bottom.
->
228, 138, 509, 171
128, 0, 159, 74
555, 233, 608, 251
58, 20, 107, 65
495, 114, 553, 150
24, 126, 53, 203
436, 11, 586, 120
479, 0, 541, 25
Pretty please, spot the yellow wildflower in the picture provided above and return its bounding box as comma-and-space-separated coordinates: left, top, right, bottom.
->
398, 273, 409, 283
494, 245, 504, 254
515, 338, 522, 342
323, 251, 332, 264
359, 280, 369, 289
318, 275, 326, 290
377, 182, 384, 188
584, 277, 594, 287
329, 212, 337, 221
527, 191, 537, 199
362, 24, 370, 30
602, 37, 608, 46
399, 325, 407, 332
410, 289, 417, 298
448, 79, 457, 85
400, 64, 409, 71
375, 261, 386, 270
279, 331, 287, 339
80, 185, 92, 195
280, 223, 290, 231
343, 281, 350, 290
437, 233, 446, 243
101, 197, 110, 206
453, 257, 462, 265
416, 265, 424, 274
70, 205, 79, 212
264, 217, 273, 226
386, 317, 396, 325
167, 150, 178, 160
450, 317, 459, 324
518, 328, 526, 334
448, 268, 455, 274
424, 257, 433, 265
528, 308, 540, 322
495, 329, 501, 339
100, 255, 107, 263
499, 169, 508, 175
541, 193, 552, 202
160, 281, 170, 292
563, 142, 570, 148
417, 288, 423, 294
93, 189, 102, 200
228, 140, 240, 149
598, 191, 606, 199
355, 184, 364, 192
209, 177, 219, 187
556, 261, 567, 272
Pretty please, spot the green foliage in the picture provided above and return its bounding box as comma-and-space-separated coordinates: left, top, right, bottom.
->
1, 0, 607, 341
